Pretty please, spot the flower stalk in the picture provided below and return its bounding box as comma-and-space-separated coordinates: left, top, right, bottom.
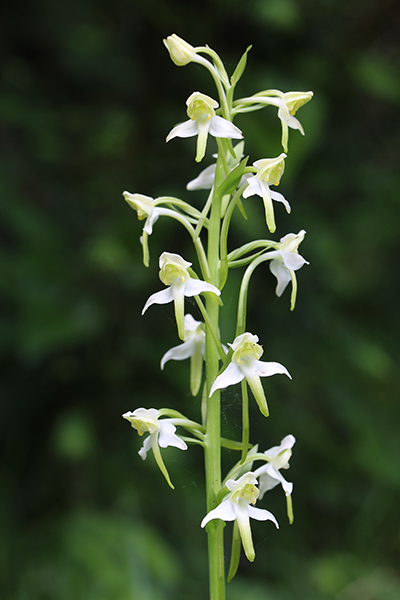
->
122, 34, 313, 600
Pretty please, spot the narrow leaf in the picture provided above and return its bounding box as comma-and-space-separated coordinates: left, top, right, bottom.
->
230, 45, 252, 88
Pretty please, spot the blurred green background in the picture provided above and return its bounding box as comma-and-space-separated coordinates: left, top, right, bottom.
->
1, 0, 399, 598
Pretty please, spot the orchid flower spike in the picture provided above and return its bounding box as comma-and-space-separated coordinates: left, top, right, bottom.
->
122, 408, 187, 488
161, 314, 205, 396
209, 332, 291, 416
201, 472, 278, 562
267, 91, 313, 152
267, 230, 309, 310
142, 252, 220, 340
242, 153, 289, 233
166, 92, 243, 162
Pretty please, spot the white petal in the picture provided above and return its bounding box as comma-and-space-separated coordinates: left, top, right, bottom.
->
160, 339, 195, 369
247, 505, 279, 528
142, 287, 174, 314
184, 313, 203, 332
201, 498, 236, 527
186, 164, 216, 190
209, 362, 244, 396
258, 464, 292, 497
143, 210, 160, 235
184, 278, 221, 298
242, 175, 262, 198
138, 435, 152, 460
269, 259, 291, 297
255, 360, 291, 379
209, 115, 243, 139
270, 189, 291, 213
158, 421, 188, 451
166, 119, 198, 142
279, 250, 308, 271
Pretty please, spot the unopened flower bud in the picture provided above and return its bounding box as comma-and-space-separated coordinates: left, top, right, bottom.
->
163, 34, 197, 66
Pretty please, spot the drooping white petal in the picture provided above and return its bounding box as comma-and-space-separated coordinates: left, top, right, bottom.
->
138, 434, 152, 460
269, 259, 292, 297
184, 278, 221, 298
142, 287, 174, 314
208, 115, 243, 140
254, 360, 291, 379
166, 119, 198, 142
270, 190, 291, 214
209, 362, 244, 396
278, 105, 304, 133
258, 463, 293, 497
158, 421, 188, 451
279, 250, 308, 271
143, 210, 160, 235
201, 498, 237, 528
160, 339, 196, 369
247, 505, 279, 527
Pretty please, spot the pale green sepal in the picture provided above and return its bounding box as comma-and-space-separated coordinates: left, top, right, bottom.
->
227, 521, 241, 582
243, 367, 269, 417
172, 285, 186, 340
190, 342, 203, 396
141, 231, 150, 267
290, 270, 297, 311
230, 45, 252, 88
151, 435, 175, 489
287, 494, 294, 524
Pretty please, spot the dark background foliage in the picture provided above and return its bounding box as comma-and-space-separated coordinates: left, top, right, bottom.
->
1, 0, 399, 598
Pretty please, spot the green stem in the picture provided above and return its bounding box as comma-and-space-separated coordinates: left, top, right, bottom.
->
204, 147, 226, 600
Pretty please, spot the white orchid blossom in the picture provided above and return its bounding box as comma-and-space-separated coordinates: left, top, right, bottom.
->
266, 230, 308, 310
123, 407, 187, 488
166, 92, 243, 163
264, 91, 313, 152
161, 314, 205, 396
209, 332, 291, 417
254, 435, 295, 498
242, 153, 289, 233
142, 252, 220, 340
201, 472, 278, 562
123, 192, 161, 235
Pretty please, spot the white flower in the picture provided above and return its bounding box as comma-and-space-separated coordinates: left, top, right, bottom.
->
166, 92, 243, 163
267, 230, 308, 310
201, 472, 278, 562
242, 153, 289, 233
161, 314, 205, 396
209, 332, 291, 417
123, 407, 187, 488
266, 91, 313, 152
254, 435, 295, 498
142, 252, 220, 340
123, 192, 161, 235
